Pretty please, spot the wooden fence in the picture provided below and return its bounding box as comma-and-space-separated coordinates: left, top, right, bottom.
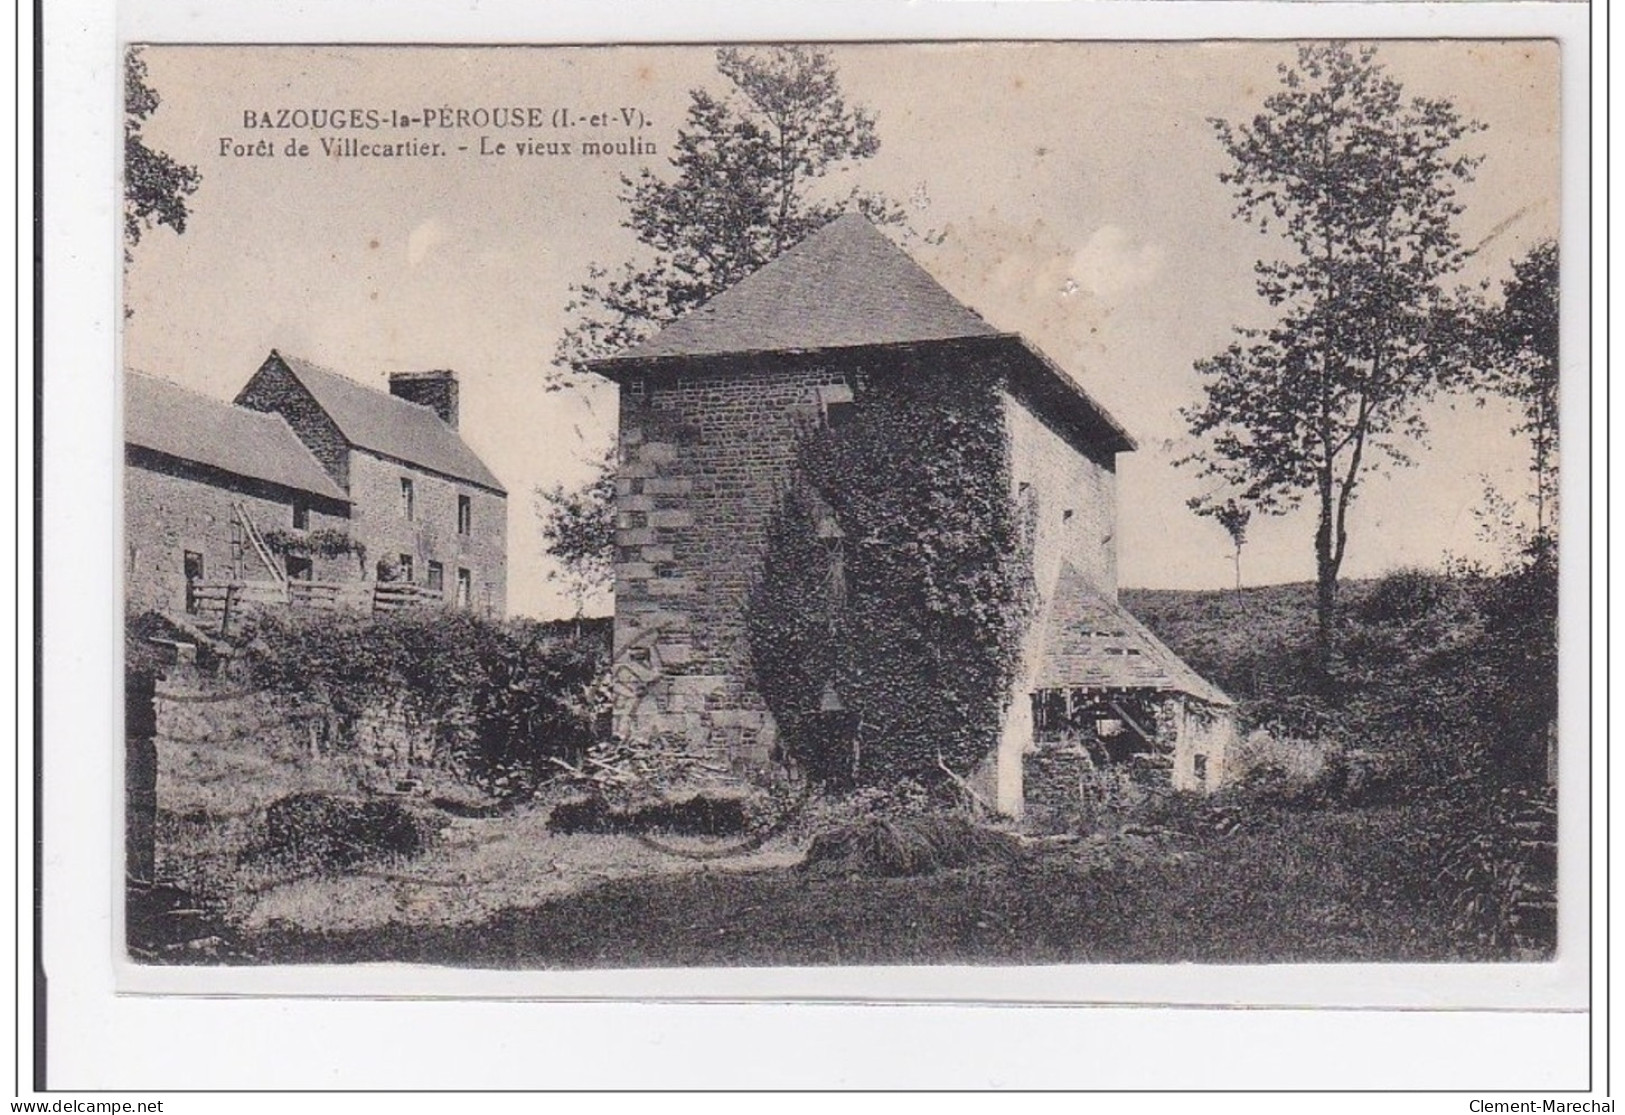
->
187, 578, 442, 630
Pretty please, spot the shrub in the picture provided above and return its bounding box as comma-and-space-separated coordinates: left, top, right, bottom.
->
1230, 728, 1331, 790
242, 792, 435, 874
547, 794, 751, 838
1427, 781, 1557, 955
234, 610, 609, 797
1131, 552, 1558, 790
799, 815, 1022, 878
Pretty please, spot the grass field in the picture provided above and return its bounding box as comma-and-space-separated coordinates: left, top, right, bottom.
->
136, 794, 1503, 968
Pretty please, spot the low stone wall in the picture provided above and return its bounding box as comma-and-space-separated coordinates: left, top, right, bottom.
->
146, 667, 431, 823
1021, 743, 1098, 832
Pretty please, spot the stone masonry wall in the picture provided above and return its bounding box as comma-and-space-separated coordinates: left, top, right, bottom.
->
125, 452, 350, 614
613, 363, 848, 767
235, 356, 353, 490
991, 386, 1120, 817
347, 449, 508, 616
1003, 387, 1118, 602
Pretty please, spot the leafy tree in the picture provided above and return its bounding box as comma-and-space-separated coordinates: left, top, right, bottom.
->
1473, 240, 1560, 548
536, 450, 617, 616
124, 47, 200, 265
1206, 499, 1252, 592
540, 46, 901, 596
552, 46, 900, 379
1181, 43, 1483, 676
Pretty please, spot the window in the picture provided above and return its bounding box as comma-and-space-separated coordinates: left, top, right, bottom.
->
817, 383, 855, 429
1193, 754, 1209, 786
1062, 508, 1075, 523
285, 555, 313, 581
398, 554, 414, 583
457, 494, 472, 536
456, 568, 472, 607
400, 477, 415, 520
292, 503, 310, 530
183, 551, 204, 614
426, 561, 444, 593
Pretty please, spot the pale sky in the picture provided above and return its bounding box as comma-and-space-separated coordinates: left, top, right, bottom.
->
122, 41, 1562, 619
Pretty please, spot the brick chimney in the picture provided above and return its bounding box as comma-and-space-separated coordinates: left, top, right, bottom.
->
389, 370, 459, 429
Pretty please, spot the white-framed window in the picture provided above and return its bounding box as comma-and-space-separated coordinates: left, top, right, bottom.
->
457, 494, 472, 535
400, 477, 415, 520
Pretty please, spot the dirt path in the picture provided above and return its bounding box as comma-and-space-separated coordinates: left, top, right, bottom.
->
235, 802, 804, 935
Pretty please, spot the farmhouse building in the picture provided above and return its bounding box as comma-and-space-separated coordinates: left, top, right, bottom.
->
124, 352, 508, 624
125, 371, 353, 615
589, 214, 1234, 816
236, 351, 509, 617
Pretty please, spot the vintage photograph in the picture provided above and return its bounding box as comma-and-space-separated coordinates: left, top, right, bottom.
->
120, 40, 1564, 970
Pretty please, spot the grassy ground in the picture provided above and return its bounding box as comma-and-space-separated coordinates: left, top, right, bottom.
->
134, 575, 1553, 967
137, 797, 1488, 968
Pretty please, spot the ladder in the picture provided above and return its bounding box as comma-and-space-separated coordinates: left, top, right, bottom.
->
233, 501, 286, 585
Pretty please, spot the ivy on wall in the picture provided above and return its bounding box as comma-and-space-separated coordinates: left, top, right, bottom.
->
261, 527, 367, 567
746, 363, 1030, 786
235, 610, 606, 796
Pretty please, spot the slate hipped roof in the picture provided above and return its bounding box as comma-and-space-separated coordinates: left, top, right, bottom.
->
589, 215, 1135, 454
609, 214, 1001, 359
124, 371, 348, 503
250, 352, 506, 493
1035, 563, 1235, 707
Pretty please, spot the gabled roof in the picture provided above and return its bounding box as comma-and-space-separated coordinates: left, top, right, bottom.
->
254, 352, 505, 494
1035, 563, 1234, 707
588, 215, 1135, 456
125, 371, 348, 503
602, 214, 1000, 363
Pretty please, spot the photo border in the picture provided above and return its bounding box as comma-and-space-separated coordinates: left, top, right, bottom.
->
29, 0, 1601, 1092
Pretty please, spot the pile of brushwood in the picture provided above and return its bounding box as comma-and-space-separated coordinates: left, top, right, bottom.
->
800, 815, 1023, 878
